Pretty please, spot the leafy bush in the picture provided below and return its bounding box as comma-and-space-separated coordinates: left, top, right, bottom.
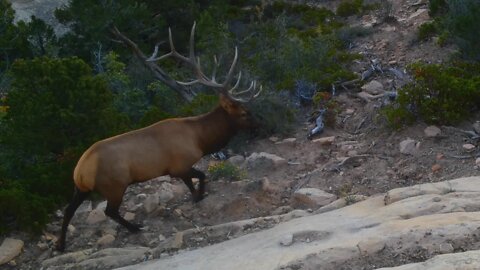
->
428, 0, 480, 60
180, 93, 218, 116
208, 161, 245, 181
336, 0, 364, 17
418, 22, 437, 41
384, 62, 480, 128
0, 57, 127, 232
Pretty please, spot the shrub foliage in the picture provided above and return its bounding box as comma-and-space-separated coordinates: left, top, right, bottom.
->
384, 62, 480, 128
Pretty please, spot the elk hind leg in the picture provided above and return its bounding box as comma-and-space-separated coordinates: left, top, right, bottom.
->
57, 187, 90, 251
102, 184, 142, 232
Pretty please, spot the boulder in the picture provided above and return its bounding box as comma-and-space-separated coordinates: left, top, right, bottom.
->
0, 238, 24, 265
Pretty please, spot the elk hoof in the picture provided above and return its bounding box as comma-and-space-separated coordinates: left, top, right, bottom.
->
127, 223, 143, 233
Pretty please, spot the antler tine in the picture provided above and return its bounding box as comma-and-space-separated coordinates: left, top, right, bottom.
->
189, 22, 197, 64
212, 55, 219, 83
223, 47, 239, 87
229, 71, 242, 93
229, 81, 263, 103
148, 44, 160, 61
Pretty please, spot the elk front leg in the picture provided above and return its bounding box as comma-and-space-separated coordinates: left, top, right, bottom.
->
181, 168, 206, 203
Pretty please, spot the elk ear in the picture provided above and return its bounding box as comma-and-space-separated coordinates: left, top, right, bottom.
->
219, 93, 237, 113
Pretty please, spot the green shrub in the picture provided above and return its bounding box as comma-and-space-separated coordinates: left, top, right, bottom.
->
384, 62, 480, 128
336, 0, 364, 17
0, 56, 127, 232
428, 0, 480, 60
180, 93, 218, 116
208, 161, 245, 181
0, 182, 52, 233
418, 22, 437, 40
248, 93, 297, 137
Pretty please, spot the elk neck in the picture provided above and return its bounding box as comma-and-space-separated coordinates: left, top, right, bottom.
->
194, 106, 237, 155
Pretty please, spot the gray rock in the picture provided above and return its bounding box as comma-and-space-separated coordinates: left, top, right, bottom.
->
144, 194, 160, 214
292, 188, 337, 209
473, 121, 480, 134
361, 80, 384, 95
280, 234, 294, 246
95, 200, 108, 211
124, 212, 135, 221
76, 200, 93, 214
424, 126, 441, 138
86, 209, 107, 224
228, 155, 246, 167
158, 183, 175, 204
399, 139, 420, 155
246, 152, 287, 169
463, 143, 476, 152
97, 234, 115, 246
0, 238, 24, 265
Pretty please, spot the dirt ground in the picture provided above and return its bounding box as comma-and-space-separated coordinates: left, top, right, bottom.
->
5, 0, 480, 269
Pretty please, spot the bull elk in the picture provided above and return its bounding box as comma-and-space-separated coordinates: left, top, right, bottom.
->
56, 23, 261, 251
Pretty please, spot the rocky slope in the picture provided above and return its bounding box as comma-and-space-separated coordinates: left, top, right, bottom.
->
2, 0, 480, 269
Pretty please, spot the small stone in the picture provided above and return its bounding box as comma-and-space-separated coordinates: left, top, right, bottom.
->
55, 209, 63, 218
124, 212, 135, 221
228, 155, 245, 167
399, 139, 420, 155
280, 234, 294, 246
361, 80, 384, 95
246, 152, 287, 168
158, 234, 166, 242
172, 232, 183, 249
86, 209, 107, 224
96, 234, 115, 246
144, 194, 160, 214
345, 109, 355, 115
269, 136, 279, 142
476, 158, 480, 166
436, 153, 444, 160
67, 224, 76, 234
473, 121, 480, 134
174, 208, 183, 217
276, 138, 297, 144
37, 242, 48, 251
431, 164, 442, 173
0, 238, 24, 265
8, 260, 16, 267
292, 188, 337, 209
463, 144, 476, 152
424, 126, 441, 137
312, 136, 335, 145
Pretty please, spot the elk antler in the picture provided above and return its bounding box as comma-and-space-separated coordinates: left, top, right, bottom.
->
147, 22, 262, 102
